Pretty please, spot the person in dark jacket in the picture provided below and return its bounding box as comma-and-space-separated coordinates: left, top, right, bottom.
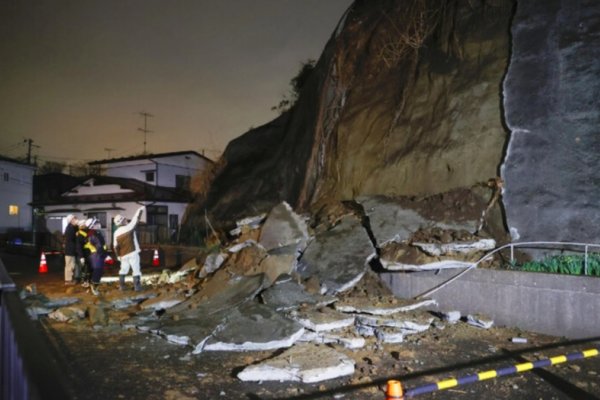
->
63, 214, 79, 285
83, 218, 107, 296
76, 219, 91, 287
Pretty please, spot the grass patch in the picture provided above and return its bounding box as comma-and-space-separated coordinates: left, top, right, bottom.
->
510, 254, 600, 276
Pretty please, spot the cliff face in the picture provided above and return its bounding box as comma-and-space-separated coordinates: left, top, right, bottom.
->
186, 0, 514, 235
501, 0, 600, 243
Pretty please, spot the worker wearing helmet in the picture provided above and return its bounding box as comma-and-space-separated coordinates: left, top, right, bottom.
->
83, 218, 107, 295
113, 206, 145, 291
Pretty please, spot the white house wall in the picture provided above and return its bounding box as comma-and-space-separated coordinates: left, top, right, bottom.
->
100, 154, 210, 188
0, 161, 34, 233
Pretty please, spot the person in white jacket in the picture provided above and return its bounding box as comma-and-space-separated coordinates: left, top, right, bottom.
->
113, 206, 145, 291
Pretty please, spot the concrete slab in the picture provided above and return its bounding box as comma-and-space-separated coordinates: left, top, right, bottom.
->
412, 239, 496, 256
237, 343, 355, 383
229, 213, 266, 236
158, 313, 225, 353
258, 202, 310, 251
198, 252, 228, 278
170, 273, 268, 318
355, 312, 434, 333
256, 245, 298, 284
296, 215, 372, 294
260, 280, 336, 311
299, 329, 366, 349
380, 259, 474, 271
358, 196, 482, 247
334, 297, 436, 315
289, 307, 355, 332
203, 302, 305, 351
139, 291, 187, 311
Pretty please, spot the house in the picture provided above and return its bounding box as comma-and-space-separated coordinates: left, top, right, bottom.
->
88, 150, 212, 190
0, 155, 35, 235
33, 151, 213, 247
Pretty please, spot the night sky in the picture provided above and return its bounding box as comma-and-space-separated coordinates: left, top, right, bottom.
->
0, 0, 352, 164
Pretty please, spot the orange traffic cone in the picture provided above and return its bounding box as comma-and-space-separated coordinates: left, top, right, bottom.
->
386, 380, 403, 400
39, 252, 48, 273
152, 249, 160, 267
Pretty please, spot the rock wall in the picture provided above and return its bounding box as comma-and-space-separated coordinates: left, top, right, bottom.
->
185, 0, 514, 235
501, 0, 600, 242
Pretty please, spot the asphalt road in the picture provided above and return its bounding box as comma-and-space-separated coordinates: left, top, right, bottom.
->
2, 251, 600, 400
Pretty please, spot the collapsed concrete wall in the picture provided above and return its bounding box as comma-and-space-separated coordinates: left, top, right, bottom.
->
501, 0, 600, 243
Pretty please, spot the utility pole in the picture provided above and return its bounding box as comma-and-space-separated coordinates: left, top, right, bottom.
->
23, 138, 40, 164
137, 111, 154, 154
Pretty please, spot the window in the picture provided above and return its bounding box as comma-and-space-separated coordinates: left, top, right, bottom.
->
169, 214, 179, 229
145, 171, 155, 182
86, 212, 106, 227
8, 205, 18, 215
175, 175, 190, 190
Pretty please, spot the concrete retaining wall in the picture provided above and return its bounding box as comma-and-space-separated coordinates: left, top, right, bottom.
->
380, 269, 600, 339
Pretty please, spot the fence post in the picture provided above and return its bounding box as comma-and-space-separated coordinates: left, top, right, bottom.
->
510, 244, 514, 264
584, 245, 589, 275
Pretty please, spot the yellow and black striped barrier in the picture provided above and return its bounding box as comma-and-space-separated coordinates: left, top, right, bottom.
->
386, 347, 599, 399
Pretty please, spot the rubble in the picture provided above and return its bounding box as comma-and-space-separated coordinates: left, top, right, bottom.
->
299, 329, 366, 349
203, 302, 305, 352
229, 213, 267, 236
334, 297, 436, 315
258, 201, 310, 252
139, 291, 187, 311
260, 279, 335, 311
296, 215, 372, 294
412, 238, 496, 256
237, 343, 355, 383
379, 259, 474, 271
25, 200, 508, 385
48, 306, 86, 322
466, 314, 494, 329
289, 307, 355, 332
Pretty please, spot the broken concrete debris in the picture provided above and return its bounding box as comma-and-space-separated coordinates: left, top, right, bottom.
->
379, 259, 474, 272
466, 314, 494, 329
334, 297, 436, 316
258, 201, 310, 252
203, 302, 305, 352
260, 279, 335, 311
198, 252, 227, 278
438, 310, 461, 324
289, 307, 355, 332
27, 199, 505, 384
237, 344, 355, 383
412, 238, 496, 257
48, 306, 86, 322
296, 215, 372, 295
229, 214, 266, 236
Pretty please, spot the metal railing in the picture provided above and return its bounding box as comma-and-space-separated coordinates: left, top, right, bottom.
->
479, 241, 600, 276
0, 258, 71, 400
416, 241, 600, 299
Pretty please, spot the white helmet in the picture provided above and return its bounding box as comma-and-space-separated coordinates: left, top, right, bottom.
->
114, 214, 126, 225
